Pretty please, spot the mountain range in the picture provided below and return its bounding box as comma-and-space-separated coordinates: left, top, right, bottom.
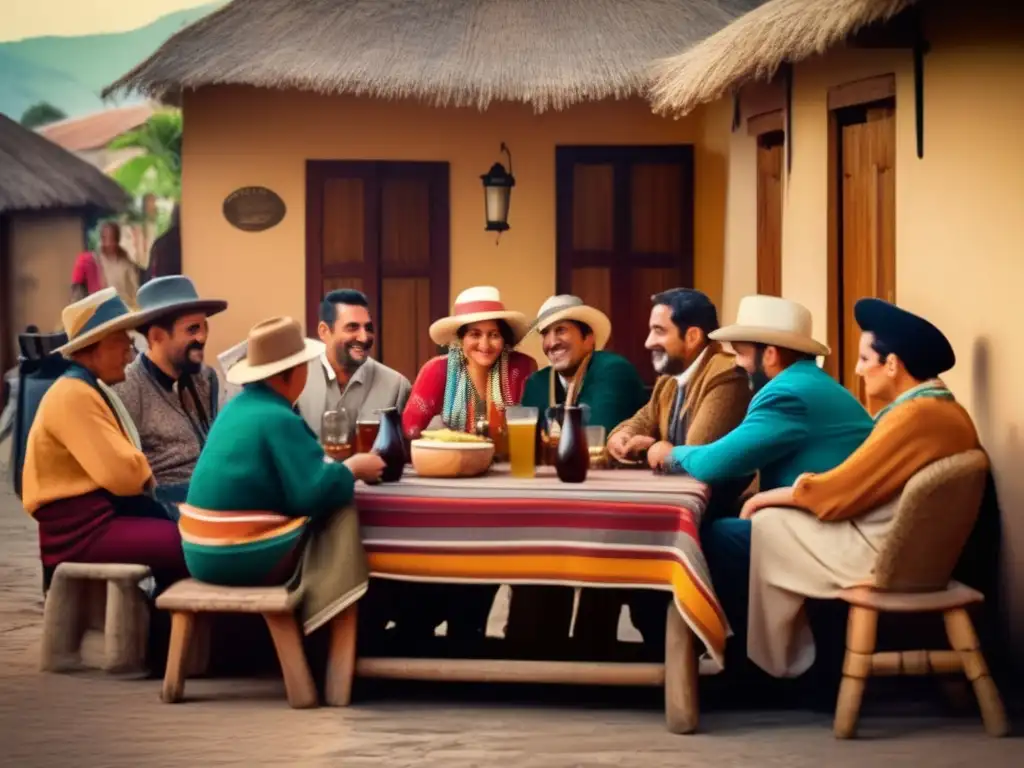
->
0, 2, 225, 121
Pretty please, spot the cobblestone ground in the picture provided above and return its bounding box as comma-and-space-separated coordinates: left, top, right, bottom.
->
0, 451, 1020, 766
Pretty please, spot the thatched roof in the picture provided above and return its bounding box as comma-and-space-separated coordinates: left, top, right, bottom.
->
0, 114, 128, 214
103, 0, 762, 113
650, 0, 917, 116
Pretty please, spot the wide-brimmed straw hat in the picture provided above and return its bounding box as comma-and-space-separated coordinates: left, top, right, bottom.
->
530, 295, 611, 350
134, 275, 227, 326
57, 287, 147, 356
226, 316, 324, 385
710, 295, 830, 357
428, 286, 529, 347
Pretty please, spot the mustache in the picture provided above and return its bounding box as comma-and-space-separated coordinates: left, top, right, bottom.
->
345, 339, 373, 352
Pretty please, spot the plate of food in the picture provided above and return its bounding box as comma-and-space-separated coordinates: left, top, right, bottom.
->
411, 429, 495, 478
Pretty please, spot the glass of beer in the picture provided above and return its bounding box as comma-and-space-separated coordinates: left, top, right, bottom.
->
505, 406, 539, 479
322, 409, 353, 461
355, 416, 381, 454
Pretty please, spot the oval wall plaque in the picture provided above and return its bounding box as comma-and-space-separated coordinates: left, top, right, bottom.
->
223, 186, 287, 232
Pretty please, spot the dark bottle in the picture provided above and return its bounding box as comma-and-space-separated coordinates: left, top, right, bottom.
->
555, 405, 589, 483
371, 407, 406, 483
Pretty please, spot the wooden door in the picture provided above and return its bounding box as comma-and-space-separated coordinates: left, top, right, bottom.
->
556, 146, 694, 386
306, 161, 449, 383
756, 131, 784, 296
836, 103, 896, 403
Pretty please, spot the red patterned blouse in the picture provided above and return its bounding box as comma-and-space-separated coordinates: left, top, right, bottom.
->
402, 352, 537, 439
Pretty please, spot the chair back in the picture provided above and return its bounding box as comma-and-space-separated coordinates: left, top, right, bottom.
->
874, 449, 988, 592
11, 349, 71, 498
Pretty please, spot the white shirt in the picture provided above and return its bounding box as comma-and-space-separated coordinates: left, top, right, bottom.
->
675, 346, 709, 388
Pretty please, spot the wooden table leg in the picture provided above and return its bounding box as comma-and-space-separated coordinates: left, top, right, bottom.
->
325, 603, 359, 707
664, 604, 699, 734
263, 612, 319, 709
161, 611, 195, 703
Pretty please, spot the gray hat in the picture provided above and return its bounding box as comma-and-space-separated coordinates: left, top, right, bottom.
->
135, 275, 227, 325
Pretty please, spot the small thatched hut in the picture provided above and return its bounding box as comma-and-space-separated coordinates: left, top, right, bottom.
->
0, 114, 127, 371
651, 0, 1024, 659
103, 0, 759, 383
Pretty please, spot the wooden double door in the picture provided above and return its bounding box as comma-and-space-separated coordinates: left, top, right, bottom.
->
306, 161, 450, 384
555, 146, 694, 385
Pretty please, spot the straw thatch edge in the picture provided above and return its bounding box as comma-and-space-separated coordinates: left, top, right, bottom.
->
649, 0, 918, 117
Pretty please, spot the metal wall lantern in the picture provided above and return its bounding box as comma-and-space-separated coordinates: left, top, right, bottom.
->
481, 142, 515, 239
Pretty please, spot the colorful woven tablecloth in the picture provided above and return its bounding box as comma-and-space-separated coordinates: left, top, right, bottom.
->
355, 465, 729, 667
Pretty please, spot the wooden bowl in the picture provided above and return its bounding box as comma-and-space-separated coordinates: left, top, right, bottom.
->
410, 439, 495, 478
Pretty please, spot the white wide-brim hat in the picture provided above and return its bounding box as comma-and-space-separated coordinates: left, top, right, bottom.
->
226, 316, 325, 385
57, 287, 148, 356
710, 295, 830, 357
428, 286, 530, 347
530, 295, 611, 350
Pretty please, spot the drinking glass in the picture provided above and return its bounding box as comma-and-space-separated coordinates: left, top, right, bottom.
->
356, 416, 381, 454
586, 425, 607, 469
322, 408, 353, 460
505, 406, 539, 479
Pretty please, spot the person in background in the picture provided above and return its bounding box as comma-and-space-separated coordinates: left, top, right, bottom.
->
22, 288, 186, 588
71, 221, 141, 308
114, 276, 227, 503
297, 289, 411, 438
505, 294, 647, 652
147, 203, 181, 279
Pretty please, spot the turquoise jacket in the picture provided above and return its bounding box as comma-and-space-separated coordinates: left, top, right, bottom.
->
668, 361, 873, 491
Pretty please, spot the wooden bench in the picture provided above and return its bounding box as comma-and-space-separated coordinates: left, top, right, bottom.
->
156, 579, 359, 709
40, 562, 152, 675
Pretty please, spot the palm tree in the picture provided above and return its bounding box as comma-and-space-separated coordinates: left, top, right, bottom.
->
108, 110, 182, 199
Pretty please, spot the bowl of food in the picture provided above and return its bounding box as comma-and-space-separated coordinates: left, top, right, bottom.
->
411, 429, 495, 478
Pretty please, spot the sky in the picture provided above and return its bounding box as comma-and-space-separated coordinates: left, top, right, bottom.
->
3, 0, 211, 42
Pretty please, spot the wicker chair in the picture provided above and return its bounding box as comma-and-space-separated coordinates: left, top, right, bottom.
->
834, 449, 1008, 738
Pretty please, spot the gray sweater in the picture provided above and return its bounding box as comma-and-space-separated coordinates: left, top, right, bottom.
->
114, 356, 219, 486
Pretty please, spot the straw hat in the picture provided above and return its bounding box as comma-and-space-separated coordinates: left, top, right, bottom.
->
530, 295, 611, 350
428, 286, 529, 347
226, 316, 324, 385
710, 295, 830, 357
57, 287, 147, 356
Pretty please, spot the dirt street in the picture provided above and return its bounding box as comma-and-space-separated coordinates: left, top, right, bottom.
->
0, 472, 1019, 766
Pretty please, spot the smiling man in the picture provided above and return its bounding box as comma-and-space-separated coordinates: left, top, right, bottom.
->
297, 289, 411, 439
505, 294, 647, 652
114, 276, 226, 503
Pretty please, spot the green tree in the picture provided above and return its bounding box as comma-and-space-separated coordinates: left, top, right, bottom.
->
109, 110, 182, 199
20, 101, 67, 129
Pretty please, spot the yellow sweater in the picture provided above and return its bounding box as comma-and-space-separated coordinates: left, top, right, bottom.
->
22, 377, 153, 515
792, 397, 981, 522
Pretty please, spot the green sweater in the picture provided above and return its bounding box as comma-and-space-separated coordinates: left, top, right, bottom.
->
182, 383, 355, 585
521, 350, 648, 436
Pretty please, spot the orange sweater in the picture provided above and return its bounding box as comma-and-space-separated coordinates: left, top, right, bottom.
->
792, 397, 981, 522
22, 377, 153, 515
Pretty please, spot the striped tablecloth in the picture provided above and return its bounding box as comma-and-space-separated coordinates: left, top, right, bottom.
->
355, 464, 729, 667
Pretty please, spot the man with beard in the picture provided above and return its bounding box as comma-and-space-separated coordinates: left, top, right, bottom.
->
114, 276, 227, 502
297, 289, 411, 440
648, 295, 873, 658
504, 294, 647, 651
576, 288, 751, 655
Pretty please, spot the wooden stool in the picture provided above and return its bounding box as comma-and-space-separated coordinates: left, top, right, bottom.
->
834, 581, 1009, 739
40, 562, 152, 675
156, 579, 318, 708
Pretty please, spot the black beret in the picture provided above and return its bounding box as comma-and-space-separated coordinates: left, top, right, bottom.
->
854, 298, 955, 377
